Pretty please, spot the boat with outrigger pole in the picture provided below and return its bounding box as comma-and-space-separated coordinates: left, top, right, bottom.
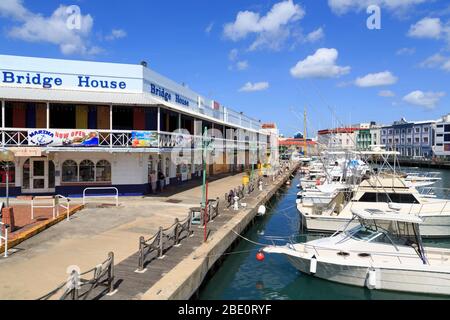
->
263, 209, 450, 296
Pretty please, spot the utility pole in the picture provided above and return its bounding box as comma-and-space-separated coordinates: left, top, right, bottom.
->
304, 106, 308, 157
201, 126, 208, 243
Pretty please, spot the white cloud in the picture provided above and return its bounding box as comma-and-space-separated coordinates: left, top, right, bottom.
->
239, 81, 269, 92
229, 48, 239, 61
290, 48, 351, 79
224, 0, 305, 51
408, 17, 443, 39
105, 29, 127, 41
205, 22, 214, 34
305, 27, 324, 43
378, 90, 396, 97
355, 71, 398, 87
396, 47, 415, 55
420, 53, 450, 71
328, 0, 427, 15
236, 61, 249, 70
0, 1, 101, 55
403, 90, 445, 109
228, 49, 249, 71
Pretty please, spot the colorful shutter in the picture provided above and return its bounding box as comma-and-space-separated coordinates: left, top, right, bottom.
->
88, 106, 97, 129
76, 105, 88, 129
26, 103, 36, 128
12, 102, 26, 128
133, 107, 146, 130
97, 106, 110, 130
35, 103, 47, 128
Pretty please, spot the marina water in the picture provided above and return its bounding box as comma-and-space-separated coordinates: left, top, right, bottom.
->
199, 168, 450, 300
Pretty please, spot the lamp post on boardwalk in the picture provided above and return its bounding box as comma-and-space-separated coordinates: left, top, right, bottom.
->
201, 127, 213, 243
0, 149, 14, 208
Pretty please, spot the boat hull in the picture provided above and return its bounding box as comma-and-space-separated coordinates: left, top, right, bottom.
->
284, 254, 450, 296
300, 212, 450, 238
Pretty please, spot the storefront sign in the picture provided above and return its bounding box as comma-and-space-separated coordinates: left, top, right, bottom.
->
10, 147, 42, 157
28, 129, 99, 147
1, 72, 128, 90
131, 131, 159, 148
144, 79, 194, 108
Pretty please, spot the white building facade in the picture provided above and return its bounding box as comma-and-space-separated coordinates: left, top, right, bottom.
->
0, 55, 272, 197
434, 114, 450, 158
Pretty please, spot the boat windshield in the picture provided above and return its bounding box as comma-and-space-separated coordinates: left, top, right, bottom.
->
343, 217, 428, 264
345, 226, 387, 243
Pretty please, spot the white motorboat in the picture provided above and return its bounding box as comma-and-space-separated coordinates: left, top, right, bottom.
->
299, 177, 450, 238
264, 209, 450, 296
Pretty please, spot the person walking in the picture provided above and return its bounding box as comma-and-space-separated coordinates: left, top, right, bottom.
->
158, 170, 165, 192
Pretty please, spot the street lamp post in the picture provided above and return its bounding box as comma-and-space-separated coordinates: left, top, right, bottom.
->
0, 149, 14, 208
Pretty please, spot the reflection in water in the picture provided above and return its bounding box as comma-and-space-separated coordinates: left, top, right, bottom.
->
199, 168, 450, 300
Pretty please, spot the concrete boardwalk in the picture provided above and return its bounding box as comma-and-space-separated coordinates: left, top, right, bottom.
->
0, 173, 246, 300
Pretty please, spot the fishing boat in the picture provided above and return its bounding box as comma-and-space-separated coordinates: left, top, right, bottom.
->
263, 209, 450, 296
299, 176, 450, 238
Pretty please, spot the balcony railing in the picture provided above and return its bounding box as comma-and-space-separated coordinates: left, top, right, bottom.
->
1, 128, 268, 151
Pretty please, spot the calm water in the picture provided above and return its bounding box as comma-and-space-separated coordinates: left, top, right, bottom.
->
199, 167, 450, 300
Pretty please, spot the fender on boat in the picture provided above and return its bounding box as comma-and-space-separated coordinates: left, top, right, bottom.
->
367, 268, 377, 289
310, 256, 317, 274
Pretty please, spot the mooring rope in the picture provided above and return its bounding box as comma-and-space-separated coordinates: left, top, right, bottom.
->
192, 248, 260, 260
231, 229, 270, 247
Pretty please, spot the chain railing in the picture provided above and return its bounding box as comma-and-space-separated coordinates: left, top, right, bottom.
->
138, 213, 193, 272
37, 252, 115, 300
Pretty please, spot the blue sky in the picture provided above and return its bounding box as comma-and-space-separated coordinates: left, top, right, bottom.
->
0, 0, 450, 137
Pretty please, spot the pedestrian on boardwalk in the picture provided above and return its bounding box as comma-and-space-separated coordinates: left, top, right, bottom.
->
158, 171, 165, 192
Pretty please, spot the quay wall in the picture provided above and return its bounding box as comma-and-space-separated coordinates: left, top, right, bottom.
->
378, 158, 450, 170
140, 165, 298, 300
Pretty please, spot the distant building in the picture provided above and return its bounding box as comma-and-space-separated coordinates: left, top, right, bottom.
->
355, 122, 380, 151
434, 114, 450, 159
380, 118, 436, 158
317, 127, 359, 150
278, 137, 318, 155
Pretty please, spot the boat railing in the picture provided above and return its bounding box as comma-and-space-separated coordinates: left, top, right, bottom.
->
407, 200, 450, 215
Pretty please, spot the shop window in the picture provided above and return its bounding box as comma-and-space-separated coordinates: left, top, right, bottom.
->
62, 160, 78, 182
0, 161, 15, 184
148, 156, 154, 172
79, 160, 95, 182
165, 157, 170, 178
158, 155, 162, 172
48, 161, 55, 188
96, 160, 111, 182
23, 159, 30, 189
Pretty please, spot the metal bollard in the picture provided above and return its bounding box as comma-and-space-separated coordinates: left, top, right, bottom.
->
233, 195, 239, 211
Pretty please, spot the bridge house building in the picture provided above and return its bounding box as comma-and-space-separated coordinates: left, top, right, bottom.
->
0, 55, 272, 197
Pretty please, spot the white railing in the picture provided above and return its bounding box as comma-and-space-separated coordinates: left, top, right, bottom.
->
55, 195, 71, 221
83, 187, 119, 207
406, 200, 450, 215
31, 196, 57, 220
0, 128, 267, 151
0, 222, 8, 258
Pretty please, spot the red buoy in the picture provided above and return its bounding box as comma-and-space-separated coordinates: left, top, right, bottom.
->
256, 251, 265, 262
